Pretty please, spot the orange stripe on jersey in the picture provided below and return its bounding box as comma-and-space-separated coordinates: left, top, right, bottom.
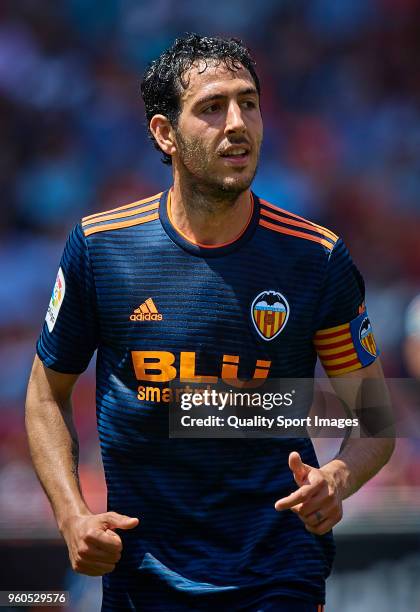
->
259, 219, 335, 250
83, 212, 159, 236
260, 198, 338, 242
82, 193, 162, 222
260, 206, 337, 244
82, 201, 159, 227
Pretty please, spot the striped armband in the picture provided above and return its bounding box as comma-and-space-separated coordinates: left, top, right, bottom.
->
314, 310, 379, 376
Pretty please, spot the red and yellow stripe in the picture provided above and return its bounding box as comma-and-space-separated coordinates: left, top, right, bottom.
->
314, 322, 362, 376
254, 308, 286, 339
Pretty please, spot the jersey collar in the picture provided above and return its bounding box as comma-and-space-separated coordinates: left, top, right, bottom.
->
159, 188, 260, 258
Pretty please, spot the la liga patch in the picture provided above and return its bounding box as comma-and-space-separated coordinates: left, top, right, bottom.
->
45, 267, 65, 332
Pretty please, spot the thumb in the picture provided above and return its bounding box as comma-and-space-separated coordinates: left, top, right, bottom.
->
288, 451, 311, 485
102, 512, 139, 531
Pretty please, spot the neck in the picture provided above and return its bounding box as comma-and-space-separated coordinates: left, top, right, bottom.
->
170, 178, 252, 246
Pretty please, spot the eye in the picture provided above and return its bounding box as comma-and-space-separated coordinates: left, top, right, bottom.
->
203, 103, 221, 114
241, 100, 257, 110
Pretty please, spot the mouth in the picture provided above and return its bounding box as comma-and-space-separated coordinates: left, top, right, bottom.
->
219, 146, 251, 167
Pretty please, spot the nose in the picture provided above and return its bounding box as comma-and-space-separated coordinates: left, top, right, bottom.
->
224, 100, 246, 135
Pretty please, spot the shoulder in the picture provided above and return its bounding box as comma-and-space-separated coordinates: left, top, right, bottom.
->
257, 196, 339, 254
80, 192, 162, 238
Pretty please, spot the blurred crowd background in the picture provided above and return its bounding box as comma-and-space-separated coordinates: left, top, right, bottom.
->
0, 0, 420, 610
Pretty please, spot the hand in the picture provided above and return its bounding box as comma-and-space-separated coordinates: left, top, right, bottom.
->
60, 511, 139, 576
274, 452, 343, 535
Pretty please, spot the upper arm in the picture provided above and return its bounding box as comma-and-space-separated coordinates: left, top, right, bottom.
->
313, 238, 379, 377
328, 357, 395, 438
36, 223, 98, 374
27, 354, 80, 408
328, 356, 384, 402
311, 239, 392, 435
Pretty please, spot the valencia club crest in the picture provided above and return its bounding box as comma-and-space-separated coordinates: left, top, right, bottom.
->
251, 290, 290, 341
359, 316, 377, 356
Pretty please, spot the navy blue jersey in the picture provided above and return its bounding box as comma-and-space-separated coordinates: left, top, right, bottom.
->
37, 190, 378, 610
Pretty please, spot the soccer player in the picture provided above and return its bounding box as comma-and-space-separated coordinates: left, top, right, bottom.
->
26, 34, 394, 611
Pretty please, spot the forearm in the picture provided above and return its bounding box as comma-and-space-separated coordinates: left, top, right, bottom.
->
25, 366, 91, 530
321, 436, 395, 500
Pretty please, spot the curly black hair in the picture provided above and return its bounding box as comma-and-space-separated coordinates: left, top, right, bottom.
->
140, 33, 261, 165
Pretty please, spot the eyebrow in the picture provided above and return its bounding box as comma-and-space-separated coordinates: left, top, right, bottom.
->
194, 87, 259, 108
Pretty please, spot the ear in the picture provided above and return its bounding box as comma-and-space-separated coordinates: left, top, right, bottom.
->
149, 114, 177, 159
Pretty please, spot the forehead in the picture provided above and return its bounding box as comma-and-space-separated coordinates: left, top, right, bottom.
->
180, 60, 257, 105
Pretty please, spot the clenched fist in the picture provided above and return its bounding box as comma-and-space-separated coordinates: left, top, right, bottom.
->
60, 511, 139, 576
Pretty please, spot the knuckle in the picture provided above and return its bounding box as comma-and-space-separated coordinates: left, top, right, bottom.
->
78, 544, 89, 557
85, 529, 99, 543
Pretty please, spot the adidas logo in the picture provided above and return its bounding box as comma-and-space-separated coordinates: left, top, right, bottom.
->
130, 298, 163, 321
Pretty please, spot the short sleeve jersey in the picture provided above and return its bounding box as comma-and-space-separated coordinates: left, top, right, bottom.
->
37, 190, 378, 610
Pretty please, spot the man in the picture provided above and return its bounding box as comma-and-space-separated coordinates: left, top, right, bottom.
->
26, 34, 394, 611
